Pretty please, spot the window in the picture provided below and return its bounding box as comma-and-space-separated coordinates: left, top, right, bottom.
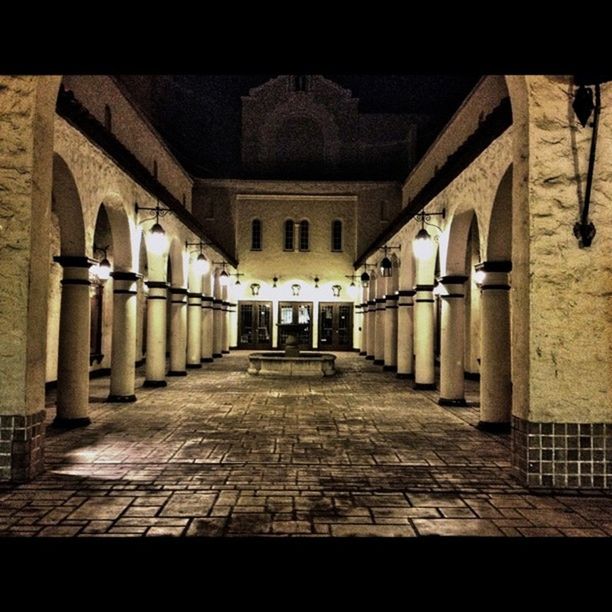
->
284, 219, 294, 250
251, 219, 262, 250
299, 220, 309, 251
331, 219, 342, 251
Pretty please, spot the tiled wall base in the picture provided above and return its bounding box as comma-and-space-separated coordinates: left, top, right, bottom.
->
0, 411, 46, 482
512, 416, 611, 489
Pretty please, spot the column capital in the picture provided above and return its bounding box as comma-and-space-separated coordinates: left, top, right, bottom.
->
397, 290, 416, 297
415, 284, 434, 292
169, 287, 188, 295
146, 280, 169, 289
438, 275, 468, 285
475, 261, 512, 273
111, 271, 143, 281
53, 255, 97, 268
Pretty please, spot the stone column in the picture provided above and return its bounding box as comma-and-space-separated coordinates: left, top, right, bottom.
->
396, 290, 415, 379
222, 300, 230, 354
167, 287, 187, 376
186, 265, 202, 369
438, 276, 468, 405
413, 284, 435, 390
109, 271, 140, 402
374, 292, 385, 365
383, 292, 398, 371
477, 262, 512, 431
53, 256, 96, 427
200, 296, 214, 363
360, 302, 368, 356
213, 299, 223, 358
366, 298, 376, 359
354, 303, 363, 353
144, 281, 168, 387
229, 303, 238, 349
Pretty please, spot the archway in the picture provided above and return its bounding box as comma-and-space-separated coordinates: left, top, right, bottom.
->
477, 164, 513, 430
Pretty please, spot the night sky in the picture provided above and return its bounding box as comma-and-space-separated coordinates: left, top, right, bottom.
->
122, 74, 479, 179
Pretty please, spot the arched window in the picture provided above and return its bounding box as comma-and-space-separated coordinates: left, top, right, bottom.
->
299, 220, 309, 251
251, 219, 262, 250
104, 104, 112, 132
284, 219, 294, 251
331, 219, 342, 251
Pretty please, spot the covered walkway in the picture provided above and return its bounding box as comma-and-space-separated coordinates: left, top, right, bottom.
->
0, 353, 609, 537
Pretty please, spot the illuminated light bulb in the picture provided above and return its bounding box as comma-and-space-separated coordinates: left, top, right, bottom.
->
195, 252, 210, 274
380, 256, 392, 277
412, 228, 434, 260
147, 222, 168, 254
474, 270, 486, 286
97, 257, 112, 282
220, 270, 230, 286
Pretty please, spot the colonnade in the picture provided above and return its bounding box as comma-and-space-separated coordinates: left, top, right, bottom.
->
53, 259, 234, 427
358, 258, 512, 429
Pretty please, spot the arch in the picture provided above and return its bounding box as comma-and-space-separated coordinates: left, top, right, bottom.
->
92, 194, 133, 271
284, 219, 295, 251
331, 219, 343, 251
51, 153, 86, 257
444, 209, 481, 276
487, 164, 513, 261
299, 219, 309, 251
251, 218, 262, 250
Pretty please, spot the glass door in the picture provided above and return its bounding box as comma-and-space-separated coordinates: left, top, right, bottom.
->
238, 301, 272, 349
278, 302, 313, 349
318, 302, 353, 350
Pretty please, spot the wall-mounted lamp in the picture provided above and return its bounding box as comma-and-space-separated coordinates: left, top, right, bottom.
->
572, 79, 602, 248
412, 208, 446, 260
473, 268, 486, 287
272, 276, 278, 288
313, 276, 320, 288
331, 285, 341, 297
360, 264, 377, 288
291, 283, 301, 296
93, 244, 112, 283
379, 244, 401, 277
136, 201, 172, 255
345, 274, 359, 298
212, 261, 230, 286
250, 283, 260, 296
232, 271, 244, 286
186, 240, 211, 274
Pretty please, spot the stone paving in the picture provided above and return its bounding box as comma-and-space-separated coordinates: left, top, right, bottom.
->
0, 352, 610, 537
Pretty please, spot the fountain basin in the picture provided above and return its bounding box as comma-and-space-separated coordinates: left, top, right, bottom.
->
248, 352, 336, 377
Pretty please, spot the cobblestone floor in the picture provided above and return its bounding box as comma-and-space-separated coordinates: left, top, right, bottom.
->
1, 352, 610, 537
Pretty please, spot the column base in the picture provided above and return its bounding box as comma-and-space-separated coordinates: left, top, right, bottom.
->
213, 353, 223, 358
365, 355, 374, 360
167, 371, 188, 377
52, 416, 91, 428
201, 357, 214, 363
414, 383, 436, 391
477, 421, 510, 433
222, 350, 230, 354
373, 359, 384, 365
107, 394, 137, 402
383, 365, 397, 372
438, 398, 468, 407
0, 411, 45, 483
359, 351, 367, 356
143, 380, 167, 388
464, 371, 481, 381
396, 372, 414, 380
186, 363, 202, 369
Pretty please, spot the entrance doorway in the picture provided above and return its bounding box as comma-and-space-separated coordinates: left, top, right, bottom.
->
278, 301, 313, 349
318, 302, 353, 350
238, 301, 273, 349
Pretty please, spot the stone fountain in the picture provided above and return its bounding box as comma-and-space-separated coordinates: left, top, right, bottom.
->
247, 323, 336, 377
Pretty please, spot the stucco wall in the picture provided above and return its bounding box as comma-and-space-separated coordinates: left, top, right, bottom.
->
62, 75, 193, 211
